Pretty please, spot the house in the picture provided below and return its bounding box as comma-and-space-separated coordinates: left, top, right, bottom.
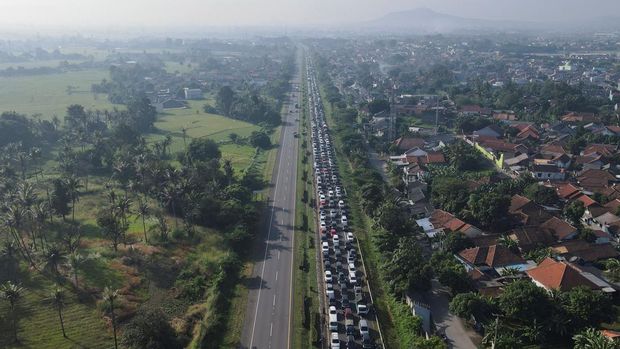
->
582, 144, 618, 158
551, 240, 619, 263
183, 88, 203, 100
540, 216, 578, 241
416, 209, 483, 238
508, 226, 556, 252
577, 169, 616, 193
530, 164, 566, 181
460, 105, 492, 116
473, 124, 504, 139
369, 116, 390, 137
509, 195, 553, 226
590, 212, 620, 235
555, 183, 582, 201
515, 125, 540, 142
602, 126, 620, 137
393, 137, 426, 152
526, 258, 598, 291
493, 111, 517, 121
601, 330, 620, 342
540, 144, 567, 158
457, 245, 526, 274
561, 111, 599, 124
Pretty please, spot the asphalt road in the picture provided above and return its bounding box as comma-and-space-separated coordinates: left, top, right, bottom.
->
239, 50, 302, 349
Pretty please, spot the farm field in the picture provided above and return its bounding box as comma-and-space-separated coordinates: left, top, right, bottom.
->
0, 69, 119, 119
147, 100, 262, 172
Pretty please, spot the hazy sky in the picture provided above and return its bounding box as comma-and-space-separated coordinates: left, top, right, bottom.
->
0, 0, 618, 29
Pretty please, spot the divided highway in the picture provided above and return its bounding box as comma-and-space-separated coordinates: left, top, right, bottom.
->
239, 49, 302, 349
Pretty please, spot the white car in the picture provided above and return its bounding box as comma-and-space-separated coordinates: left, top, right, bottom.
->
341, 216, 348, 226
322, 242, 329, 254
325, 270, 333, 283
348, 271, 357, 285
348, 263, 356, 273
338, 200, 345, 208
346, 232, 354, 242
330, 332, 340, 349
359, 319, 369, 336
329, 305, 337, 315
332, 235, 340, 245
357, 303, 369, 316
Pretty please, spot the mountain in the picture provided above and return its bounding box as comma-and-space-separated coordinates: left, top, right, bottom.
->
358, 8, 620, 34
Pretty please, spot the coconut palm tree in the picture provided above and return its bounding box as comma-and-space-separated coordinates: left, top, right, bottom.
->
64, 175, 82, 226
135, 199, 150, 244
0, 241, 19, 281
42, 245, 67, 277
573, 328, 620, 349
68, 253, 87, 288
47, 287, 67, 338
102, 287, 119, 349
1, 281, 25, 343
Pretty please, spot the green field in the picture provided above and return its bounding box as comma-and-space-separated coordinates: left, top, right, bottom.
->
147, 100, 261, 171
0, 69, 118, 119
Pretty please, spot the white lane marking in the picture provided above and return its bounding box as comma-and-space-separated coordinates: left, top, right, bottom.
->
270, 322, 273, 337
278, 251, 281, 260
276, 271, 279, 281
249, 111, 289, 349
273, 294, 277, 306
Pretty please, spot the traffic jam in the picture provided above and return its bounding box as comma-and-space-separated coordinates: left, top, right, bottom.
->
306, 60, 378, 349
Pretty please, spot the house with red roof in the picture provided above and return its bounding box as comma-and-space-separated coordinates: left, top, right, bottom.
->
457, 245, 527, 274
526, 258, 598, 291
577, 169, 616, 193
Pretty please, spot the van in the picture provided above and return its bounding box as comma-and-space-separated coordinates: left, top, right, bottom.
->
329, 313, 338, 331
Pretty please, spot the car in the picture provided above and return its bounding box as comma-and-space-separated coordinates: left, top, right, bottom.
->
324, 270, 333, 283
320, 221, 327, 229
329, 305, 337, 315
357, 303, 369, 316
354, 285, 363, 297
359, 319, 369, 336
347, 253, 355, 264
346, 232, 355, 242
330, 209, 337, 218
361, 333, 373, 349
322, 242, 329, 254
347, 335, 356, 349
332, 235, 340, 245
341, 216, 348, 226
344, 307, 353, 319
329, 314, 338, 331
326, 289, 335, 302
349, 271, 357, 285
326, 282, 333, 291
345, 319, 355, 335
335, 261, 343, 272
330, 332, 340, 349
348, 263, 356, 273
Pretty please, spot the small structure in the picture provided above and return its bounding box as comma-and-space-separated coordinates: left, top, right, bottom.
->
184, 88, 203, 100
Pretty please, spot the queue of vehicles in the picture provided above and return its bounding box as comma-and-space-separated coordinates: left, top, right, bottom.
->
307, 60, 377, 349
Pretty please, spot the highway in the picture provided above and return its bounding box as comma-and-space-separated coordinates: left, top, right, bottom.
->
239, 48, 302, 349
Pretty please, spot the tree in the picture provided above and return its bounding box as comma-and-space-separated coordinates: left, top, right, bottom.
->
498, 280, 551, 323
444, 140, 484, 171
367, 99, 390, 115
565, 201, 585, 228
249, 131, 271, 149
64, 175, 83, 225
431, 177, 470, 215
216, 86, 235, 116
1, 281, 24, 343
560, 286, 615, 333
121, 307, 180, 349
441, 233, 474, 253
103, 287, 120, 349
573, 328, 620, 349
432, 252, 472, 294
603, 258, 620, 283
524, 183, 558, 205
449, 292, 496, 322
187, 138, 221, 163
42, 245, 67, 277
51, 178, 71, 220
382, 236, 433, 295
48, 287, 67, 338
465, 191, 510, 230
136, 199, 151, 244
68, 252, 87, 288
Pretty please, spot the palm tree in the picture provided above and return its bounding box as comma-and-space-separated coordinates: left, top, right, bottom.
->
573, 328, 620, 349
42, 245, 67, 277
102, 287, 119, 349
0, 241, 19, 280
68, 253, 87, 288
497, 235, 520, 254
1, 281, 25, 343
64, 175, 82, 226
4, 204, 35, 266
48, 287, 67, 338
135, 199, 150, 244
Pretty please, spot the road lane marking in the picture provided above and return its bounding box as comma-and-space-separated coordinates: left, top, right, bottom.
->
270, 322, 273, 337
273, 294, 277, 306
276, 271, 278, 281
249, 110, 288, 349
278, 251, 281, 260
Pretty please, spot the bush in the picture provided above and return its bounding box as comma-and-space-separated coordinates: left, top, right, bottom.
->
121, 307, 181, 349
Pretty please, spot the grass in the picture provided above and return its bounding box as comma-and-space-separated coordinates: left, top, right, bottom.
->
146, 100, 262, 172
0, 272, 112, 349
0, 69, 119, 119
